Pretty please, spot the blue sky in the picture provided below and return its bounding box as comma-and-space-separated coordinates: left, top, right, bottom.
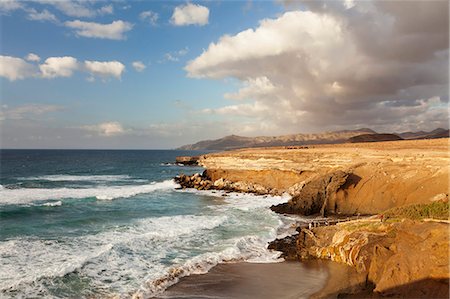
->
0, 0, 448, 149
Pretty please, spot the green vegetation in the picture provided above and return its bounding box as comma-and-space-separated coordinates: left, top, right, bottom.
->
383, 201, 449, 220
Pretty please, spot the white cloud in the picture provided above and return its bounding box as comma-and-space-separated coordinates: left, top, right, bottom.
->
1, 54, 126, 81
185, 2, 449, 133
0, 104, 62, 121
65, 20, 133, 40
0, 55, 37, 81
82, 121, 125, 136
98, 4, 113, 15
39, 56, 78, 78
161, 47, 189, 63
140, 10, 158, 25
26, 8, 58, 22
25, 53, 41, 62
0, 0, 23, 13
224, 77, 275, 100
36, 0, 95, 18
84, 60, 125, 79
132, 61, 146, 72
171, 3, 209, 26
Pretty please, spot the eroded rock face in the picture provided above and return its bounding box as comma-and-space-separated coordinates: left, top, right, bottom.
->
271, 171, 349, 216
295, 220, 450, 298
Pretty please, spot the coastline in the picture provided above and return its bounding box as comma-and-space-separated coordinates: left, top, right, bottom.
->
169, 138, 449, 298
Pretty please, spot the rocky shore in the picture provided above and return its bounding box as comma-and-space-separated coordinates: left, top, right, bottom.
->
175, 138, 449, 298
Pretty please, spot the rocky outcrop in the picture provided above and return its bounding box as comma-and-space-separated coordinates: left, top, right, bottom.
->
175, 156, 200, 166
267, 235, 299, 261
270, 171, 349, 216
174, 172, 279, 195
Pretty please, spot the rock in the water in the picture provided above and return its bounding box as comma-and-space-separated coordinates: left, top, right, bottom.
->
268, 235, 299, 261
175, 156, 200, 166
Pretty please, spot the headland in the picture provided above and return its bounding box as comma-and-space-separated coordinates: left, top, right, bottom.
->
170, 138, 449, 298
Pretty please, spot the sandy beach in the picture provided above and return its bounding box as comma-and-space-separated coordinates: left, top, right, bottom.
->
156, 260, 369, 299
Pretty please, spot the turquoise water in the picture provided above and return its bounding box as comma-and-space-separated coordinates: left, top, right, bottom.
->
0, 150, 294, 298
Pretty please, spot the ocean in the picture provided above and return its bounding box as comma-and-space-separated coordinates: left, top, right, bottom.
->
0, 150, 297, 298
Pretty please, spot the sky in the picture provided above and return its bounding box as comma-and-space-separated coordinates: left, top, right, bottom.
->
0, 0, 448, 149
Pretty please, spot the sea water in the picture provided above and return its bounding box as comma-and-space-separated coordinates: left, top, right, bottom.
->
0, 150, 298, 298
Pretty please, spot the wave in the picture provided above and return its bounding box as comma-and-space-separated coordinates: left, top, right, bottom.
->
177, 188, 291, 210
41, 201, 62, 207
17, 174, 141, 182
0, 214, 227, 295
137, 233, 283, 297
0, 180, 179, 205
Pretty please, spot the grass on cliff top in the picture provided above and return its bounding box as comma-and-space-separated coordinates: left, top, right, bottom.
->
383, 201, 449, 221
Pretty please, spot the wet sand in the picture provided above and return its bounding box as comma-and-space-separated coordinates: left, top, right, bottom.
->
156, 260, 365, 299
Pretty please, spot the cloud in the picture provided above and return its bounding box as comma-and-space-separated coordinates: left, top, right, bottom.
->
171, 3, 209, 26
81, 121, 125, 136
0, 0, 23, 13
0, 103, 62, 120
140, 10, 158, 25
98, 5, 113, 15
36, 0, 95, 18
25, 53, 41, 62
39, 56, 79, 78
26, 8, 58, 22
0, 54, 126, 81
84, 60, 125, 79
161, 47, 189, 63
64, 20, 133, 40
224, 77, 275, 100
132, 61, 146, 72
0, 55, 37, 81
186, 1, 449, 133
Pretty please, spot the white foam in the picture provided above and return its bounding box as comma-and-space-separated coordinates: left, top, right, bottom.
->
18, 174, 137, 182
41, 201, 62, 207
0, 188, 296, 297
0, 214, 227, 295
0, 180, 179, 205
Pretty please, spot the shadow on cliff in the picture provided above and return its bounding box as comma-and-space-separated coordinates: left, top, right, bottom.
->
340, 173, 362, 190
333, 278, 450, 299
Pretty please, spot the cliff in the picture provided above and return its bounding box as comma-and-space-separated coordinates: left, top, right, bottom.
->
175, 138, 450, 297
197, 138, 449, 216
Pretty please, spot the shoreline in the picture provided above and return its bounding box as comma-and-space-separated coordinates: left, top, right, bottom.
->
169, 139, 449, 298
156, 260, 346, 299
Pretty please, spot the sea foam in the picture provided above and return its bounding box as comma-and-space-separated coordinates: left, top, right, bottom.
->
18, 174, 135, 182
0, 179, 179, 205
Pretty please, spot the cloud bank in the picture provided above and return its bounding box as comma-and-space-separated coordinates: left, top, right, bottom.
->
0, 55, 125, 81
186, 0, 449, 133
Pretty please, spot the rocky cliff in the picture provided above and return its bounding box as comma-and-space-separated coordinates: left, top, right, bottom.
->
197, 138, 449, 216
175, 138, 450, 298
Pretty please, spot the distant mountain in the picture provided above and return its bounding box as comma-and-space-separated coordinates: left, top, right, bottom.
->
348, 133, 403, 143
177, 128, 376, 150
397, 128, 449, 140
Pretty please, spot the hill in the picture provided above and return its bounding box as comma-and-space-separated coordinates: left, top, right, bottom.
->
177, 128, 376, 150
178, 128, 449, 151
348, 133, 403, 143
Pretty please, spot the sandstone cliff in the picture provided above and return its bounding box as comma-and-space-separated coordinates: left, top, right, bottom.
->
197, 138, 449, 216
